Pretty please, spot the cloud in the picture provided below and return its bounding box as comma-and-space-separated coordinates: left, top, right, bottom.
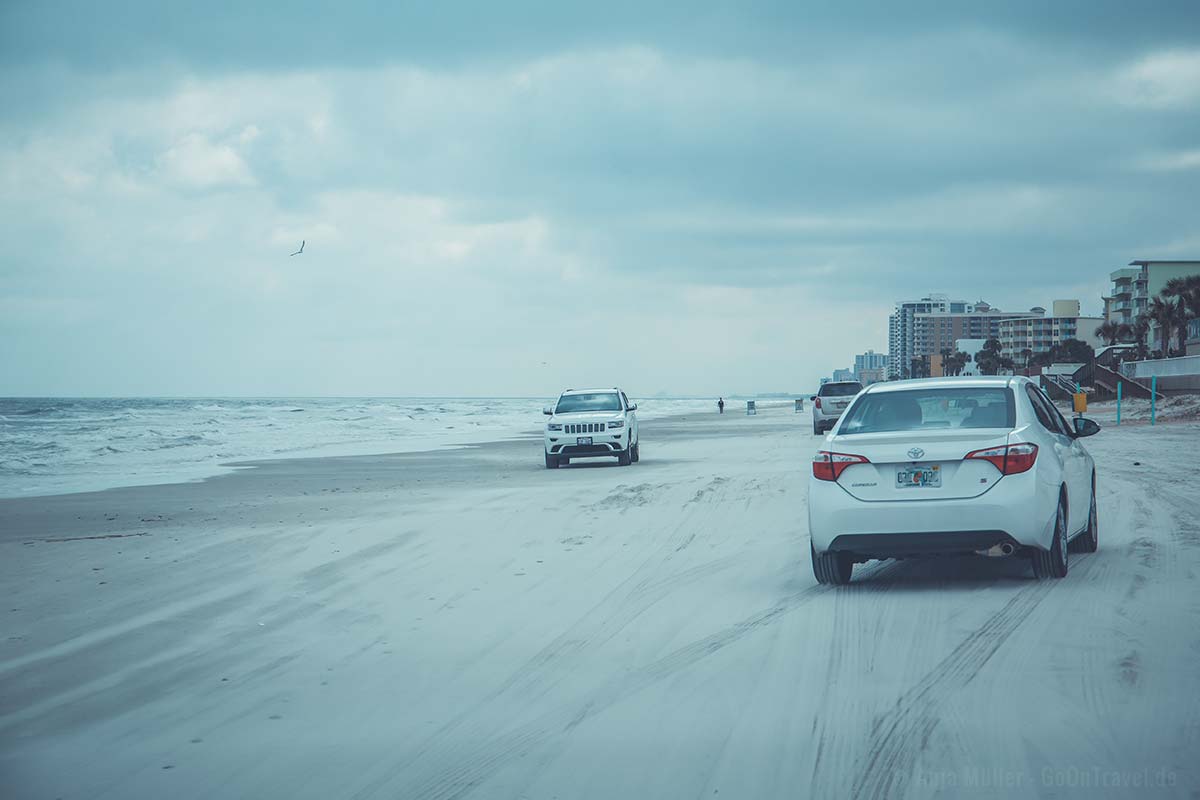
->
156, 132, 255, 188
1113, 50, 1200, 109
2, 15, 1200, 394
1134, 148, 1200, 171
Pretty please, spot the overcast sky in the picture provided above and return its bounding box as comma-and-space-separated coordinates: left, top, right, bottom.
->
2, 2, 1199, 397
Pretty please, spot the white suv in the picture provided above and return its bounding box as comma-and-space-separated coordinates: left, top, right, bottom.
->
543, 388, 640, 469
811, 380, 864, 435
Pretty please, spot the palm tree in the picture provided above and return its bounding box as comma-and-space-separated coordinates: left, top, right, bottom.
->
1148, 296, 1174, 357
943, 350, 969, 376
1132, 316, 1151, 360
1163, 275, 1200, 316
1170, 296, 1190, 355
1094, 321, 1121, 346
976, 339, 1006, 375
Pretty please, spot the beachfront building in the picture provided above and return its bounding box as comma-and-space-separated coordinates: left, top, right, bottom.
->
912, 302, 1030, 360
997, 299, 1104, 365
888, 295, 1013, 378
853, 349, 888, 379
888, 294, 1037, 378
1105, 260, 1200, 347
857, 366, 886, 385
889, 295, 953, 378
832, 368, 857, 383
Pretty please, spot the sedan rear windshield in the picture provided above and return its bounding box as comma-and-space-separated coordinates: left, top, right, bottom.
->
837, 387, 1015, 434
555, 393, 623, 413
819, 382, 863, 397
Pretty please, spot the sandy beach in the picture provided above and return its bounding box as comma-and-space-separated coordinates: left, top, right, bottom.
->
2, 403, 1199, 799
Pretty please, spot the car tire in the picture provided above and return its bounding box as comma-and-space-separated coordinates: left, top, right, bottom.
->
1072, 475, 1099, 553
631, 439, 640, 463
813, 421, 822, 435
545, 452, 559, 469
1032, 495, 1069, 579
617, 446, 632, 466
811, 542, 853, 585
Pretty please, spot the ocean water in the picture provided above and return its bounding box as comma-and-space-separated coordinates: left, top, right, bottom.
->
0, 397, 720, 498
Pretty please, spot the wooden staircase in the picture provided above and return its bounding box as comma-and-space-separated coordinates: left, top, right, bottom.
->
1092, 363, 1164, 401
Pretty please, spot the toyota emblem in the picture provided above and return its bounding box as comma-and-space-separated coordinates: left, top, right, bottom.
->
907, 447, 925, 460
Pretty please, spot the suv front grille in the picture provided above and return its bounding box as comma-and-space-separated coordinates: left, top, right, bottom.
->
565, 422, 605, 434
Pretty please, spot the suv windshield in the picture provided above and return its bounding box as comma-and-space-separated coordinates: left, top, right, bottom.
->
838, 387, 1015, 434
819, 382, 863, 397
555, 393, 623, 413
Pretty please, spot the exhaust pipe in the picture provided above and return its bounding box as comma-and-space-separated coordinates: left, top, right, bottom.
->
978, 542, 1016, 558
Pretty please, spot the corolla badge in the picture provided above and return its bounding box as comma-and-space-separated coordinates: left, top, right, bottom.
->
907, 447, 925, 460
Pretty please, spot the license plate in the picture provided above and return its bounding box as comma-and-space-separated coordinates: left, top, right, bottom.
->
897, 464, 940, 488
576, 437, 593, 445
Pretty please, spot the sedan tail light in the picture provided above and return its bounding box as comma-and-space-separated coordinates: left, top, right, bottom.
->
812, 450, 870, 481
964, 443, 1038, 475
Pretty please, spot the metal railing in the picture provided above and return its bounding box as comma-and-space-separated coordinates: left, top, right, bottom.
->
1120, 355, 1200, 379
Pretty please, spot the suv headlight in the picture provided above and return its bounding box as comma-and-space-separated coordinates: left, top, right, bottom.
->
608, 420, 625, 429
547, 423, 563, 431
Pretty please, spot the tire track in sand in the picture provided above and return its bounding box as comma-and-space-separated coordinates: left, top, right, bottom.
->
354, 559, 906, 800
348, 475, 747, 798
846, 560, 1096, 800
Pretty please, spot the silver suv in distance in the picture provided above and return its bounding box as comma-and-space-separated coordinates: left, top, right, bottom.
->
812, 381, 864, 435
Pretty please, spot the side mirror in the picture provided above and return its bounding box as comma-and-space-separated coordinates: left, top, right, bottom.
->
810, 396, 817, 401
628, 403, 638, 411
1073, 417, 1100, 437
543, 406, 553, 416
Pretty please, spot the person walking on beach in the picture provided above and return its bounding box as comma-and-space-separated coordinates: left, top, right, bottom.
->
718, 397, 725, 414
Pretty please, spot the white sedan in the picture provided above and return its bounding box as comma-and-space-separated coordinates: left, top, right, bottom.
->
807, 376, 1100, 584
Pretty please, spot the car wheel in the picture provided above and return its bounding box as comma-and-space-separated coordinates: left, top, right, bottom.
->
1072, 474, 1099, 553
631, 439, 640, 462
813, 421, 822, 435
811, 542, 853, 585
617, 446, 632, 466
544, 452, 559, 469
1032, 496, 1069, 579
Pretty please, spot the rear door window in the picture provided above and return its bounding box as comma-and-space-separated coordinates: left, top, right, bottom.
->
1025, 385, 1063, 435
1037, 388, 1073, 437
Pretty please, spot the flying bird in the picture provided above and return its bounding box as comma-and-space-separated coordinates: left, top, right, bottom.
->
290, 240, 305, 256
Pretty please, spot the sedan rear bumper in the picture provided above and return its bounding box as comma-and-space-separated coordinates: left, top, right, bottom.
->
827, 531, 1020, 559
808, 471, 1059, 555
